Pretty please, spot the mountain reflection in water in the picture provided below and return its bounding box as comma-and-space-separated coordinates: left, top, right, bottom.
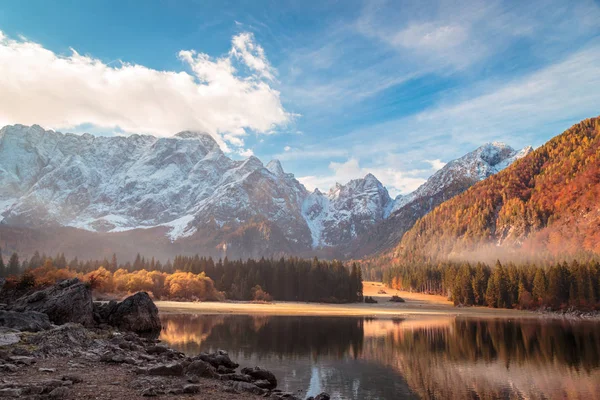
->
159, 314, 600, 400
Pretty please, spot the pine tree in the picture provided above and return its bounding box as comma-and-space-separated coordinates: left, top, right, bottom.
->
485, 273, 499, 308
471, 263, 489, 305
110, 253, 118, 271
532, 268, 547, 305
7, 253, 20, 277
357, 266, 364, 302
0, 248, 5, 278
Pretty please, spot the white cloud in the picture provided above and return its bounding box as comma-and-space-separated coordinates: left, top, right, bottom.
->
275, 147, 349, 161
425, 159, 446, 170
299, 157, 433, 197
283, 145, 291, 151
392, 22, 468, 51
230, 32, 275, 81
0, 30, 290, 150
238, 148, 254, 157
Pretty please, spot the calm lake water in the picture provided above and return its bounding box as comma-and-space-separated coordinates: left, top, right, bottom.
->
159, 313, 600, 400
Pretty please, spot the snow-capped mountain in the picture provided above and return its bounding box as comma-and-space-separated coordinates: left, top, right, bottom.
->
303, 174, 393, 248
350, 142, 533, 257
0, 125, 531, 259
0, 125, 312, 249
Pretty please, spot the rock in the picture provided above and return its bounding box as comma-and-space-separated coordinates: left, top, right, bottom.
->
272, 393, 301, 400
8, 356, 35, 365
139, 354, 156, 361
185, 360, 217, 378
0, 330, 20, 346
25, 386, 44, 395
198, 351, 239, 369
11, 347, 32, 356
8, 279, 94, 326
0, 364, 18, 372
166, 388, 184, 395
241, 366, 278, 389
220, 373, 251, 383
146, 345, 168, 354
40, 379, 65, 391
0, 310, 52, 332
217, 365, 236, 374
27, 324, 94, 357
315, 393, 331, 400
182, 384, 201, 394
95, 292, 161, 333
228, 381, 266, 395
141, 388, 158, 397
146, 363, 184, 376
48, 386, 69, 399
254, 379, 273, 389
62, 375, 83, 384
186, 375, 200, 383
39, 368, 56, 373
0, 388, 22, 397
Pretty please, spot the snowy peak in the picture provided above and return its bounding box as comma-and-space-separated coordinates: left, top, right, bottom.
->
173, 131, 220, 151
303, 173, 393, 248
390, 142, 532, 214
266, 159, 285, 176
475, 141, 516, 165
0, 125, 312, 248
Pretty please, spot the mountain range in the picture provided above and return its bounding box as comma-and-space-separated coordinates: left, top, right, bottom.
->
0, 124, 530, 260
391, 116, 600, 262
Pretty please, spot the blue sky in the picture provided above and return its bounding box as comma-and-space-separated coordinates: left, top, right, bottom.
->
0, 0, 599, 196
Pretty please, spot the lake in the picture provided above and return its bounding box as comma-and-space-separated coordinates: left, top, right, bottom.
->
159, 313, 600, 400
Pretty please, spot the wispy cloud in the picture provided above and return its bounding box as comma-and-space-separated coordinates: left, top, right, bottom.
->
274, 146, 349, 162
295, 40, 600, 197
0, 30, 290, 152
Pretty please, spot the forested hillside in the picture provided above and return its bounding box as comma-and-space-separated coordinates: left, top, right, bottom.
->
397, 116, 600, 261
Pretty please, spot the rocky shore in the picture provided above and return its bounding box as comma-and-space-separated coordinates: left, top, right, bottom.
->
0, 279, 330, 400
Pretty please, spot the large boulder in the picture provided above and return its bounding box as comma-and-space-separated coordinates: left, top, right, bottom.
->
0, 310, 52, 332
95, 292, 161, 333
240, 366, 277, 390
185, 360, 218, 379
8, 279, 94, 326
197, 350, 239, 369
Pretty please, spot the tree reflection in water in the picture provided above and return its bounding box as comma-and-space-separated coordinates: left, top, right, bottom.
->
160, 314, 600, 400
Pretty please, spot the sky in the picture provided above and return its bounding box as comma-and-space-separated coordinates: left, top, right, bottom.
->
0, 0, 599, 197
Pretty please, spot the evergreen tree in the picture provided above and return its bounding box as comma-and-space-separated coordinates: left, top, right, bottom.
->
532, 268, 547, 304
7, 253, 20, 277
471, 263, 489, 305
0, 248, 5, 278
110, 253, 118, 271
357, 266, 364, 302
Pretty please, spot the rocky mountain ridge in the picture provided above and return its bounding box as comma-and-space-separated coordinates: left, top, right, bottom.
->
0, 124, 530, 259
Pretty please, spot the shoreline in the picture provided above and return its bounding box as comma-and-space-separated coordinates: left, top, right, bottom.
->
156, 282, 542, 320
156, 282, 600, 321
155, 300, 544, 319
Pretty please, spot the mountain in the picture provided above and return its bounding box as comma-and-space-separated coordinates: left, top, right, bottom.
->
394, 117, 600, 261
303, 174, 393, 248
0, 124, 529, 260
0, 125, 313, 257
347, 142, 532, 258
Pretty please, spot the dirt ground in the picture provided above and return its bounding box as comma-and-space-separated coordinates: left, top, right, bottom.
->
156, 281, 542, 319
1, 355, 264, 400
